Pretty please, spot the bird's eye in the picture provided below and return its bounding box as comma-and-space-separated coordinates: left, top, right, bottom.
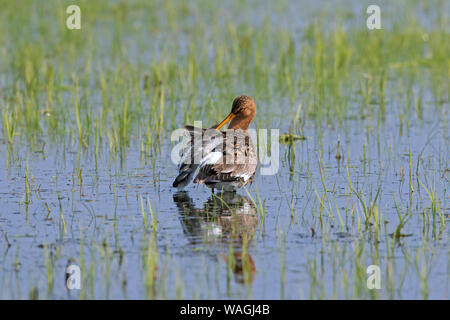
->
239, 107, 244, 112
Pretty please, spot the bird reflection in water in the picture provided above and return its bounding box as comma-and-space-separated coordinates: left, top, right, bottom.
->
173, 191, 258, 284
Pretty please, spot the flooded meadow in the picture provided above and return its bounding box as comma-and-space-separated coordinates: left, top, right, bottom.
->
0, 0, 448, 299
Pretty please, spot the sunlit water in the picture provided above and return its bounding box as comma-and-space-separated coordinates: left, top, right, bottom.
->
0, 96, 448, 299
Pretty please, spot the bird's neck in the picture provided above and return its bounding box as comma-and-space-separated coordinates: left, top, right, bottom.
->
228, 116, 252, 130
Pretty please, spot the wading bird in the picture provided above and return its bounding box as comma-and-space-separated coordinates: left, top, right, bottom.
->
173, 95, 257, 192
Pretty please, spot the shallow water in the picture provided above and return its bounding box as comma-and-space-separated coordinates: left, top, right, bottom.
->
0, 0, 449, 299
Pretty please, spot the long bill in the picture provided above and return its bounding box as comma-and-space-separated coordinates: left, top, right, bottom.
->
215, 112, 235, 130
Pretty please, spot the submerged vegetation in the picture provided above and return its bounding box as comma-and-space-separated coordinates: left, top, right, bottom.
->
0, 0, 448, 299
